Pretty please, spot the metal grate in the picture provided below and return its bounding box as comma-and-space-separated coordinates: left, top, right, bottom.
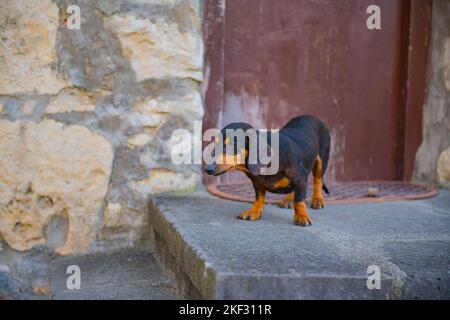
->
207, 180, 438, 205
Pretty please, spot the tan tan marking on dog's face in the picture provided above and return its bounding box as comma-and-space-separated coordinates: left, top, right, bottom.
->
213, 146, 248, 175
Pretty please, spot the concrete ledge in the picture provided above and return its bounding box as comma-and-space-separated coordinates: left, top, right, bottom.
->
150, 199, 216, 299
149, 191, 450, 299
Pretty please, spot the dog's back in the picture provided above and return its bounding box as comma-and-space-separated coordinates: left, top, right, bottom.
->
281, 115, 331, 181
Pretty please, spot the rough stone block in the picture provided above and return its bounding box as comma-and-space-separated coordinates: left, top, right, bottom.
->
0, 119, 113, 255
437, 146, 450, 184
0, 0, 70, 94
104, 1, 203, 82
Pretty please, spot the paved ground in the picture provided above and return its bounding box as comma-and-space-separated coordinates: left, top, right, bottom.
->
0, 247, 178, 300
51, 249, 177, 300
151, 190, 450, 299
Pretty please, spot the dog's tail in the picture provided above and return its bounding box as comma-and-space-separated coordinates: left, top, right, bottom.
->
322, 183, 330, 195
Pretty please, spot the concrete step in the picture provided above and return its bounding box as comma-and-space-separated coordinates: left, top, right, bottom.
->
149, 191, 450, 299
51, 249, 178, 300
0, 247, 179, 299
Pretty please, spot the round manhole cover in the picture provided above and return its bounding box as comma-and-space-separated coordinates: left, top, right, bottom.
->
207, 181, 438, 205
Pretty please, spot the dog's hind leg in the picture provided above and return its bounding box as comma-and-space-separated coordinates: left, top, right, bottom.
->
293, 184, 312, 226
311, 156, 325, 209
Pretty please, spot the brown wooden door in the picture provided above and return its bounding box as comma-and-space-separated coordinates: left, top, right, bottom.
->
203, 0, 431, 184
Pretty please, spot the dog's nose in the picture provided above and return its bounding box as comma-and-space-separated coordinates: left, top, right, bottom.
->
204, 165, 215, 175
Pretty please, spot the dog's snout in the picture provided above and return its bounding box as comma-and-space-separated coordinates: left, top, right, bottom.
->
204, 165, 215, 175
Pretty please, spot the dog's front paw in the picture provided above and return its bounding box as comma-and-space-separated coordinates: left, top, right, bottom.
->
236, 209, 262, 221
310, 196, 324, 209
294, 214, 312, 226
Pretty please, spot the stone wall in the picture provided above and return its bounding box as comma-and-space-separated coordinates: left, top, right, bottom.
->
0, 0, 204, 255
413, 0, 450, 188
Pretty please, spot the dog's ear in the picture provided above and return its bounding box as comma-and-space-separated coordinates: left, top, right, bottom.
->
247, 162, 263, 176
246, 132, 272, 176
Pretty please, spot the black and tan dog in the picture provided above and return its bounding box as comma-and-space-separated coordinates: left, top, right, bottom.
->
205, 115, 330, 226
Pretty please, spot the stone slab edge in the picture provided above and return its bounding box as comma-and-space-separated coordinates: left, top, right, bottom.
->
149, 197, 217, 299
149, 197, 403, 300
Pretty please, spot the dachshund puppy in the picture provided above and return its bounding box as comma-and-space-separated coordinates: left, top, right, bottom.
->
205, 115, 330, 226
